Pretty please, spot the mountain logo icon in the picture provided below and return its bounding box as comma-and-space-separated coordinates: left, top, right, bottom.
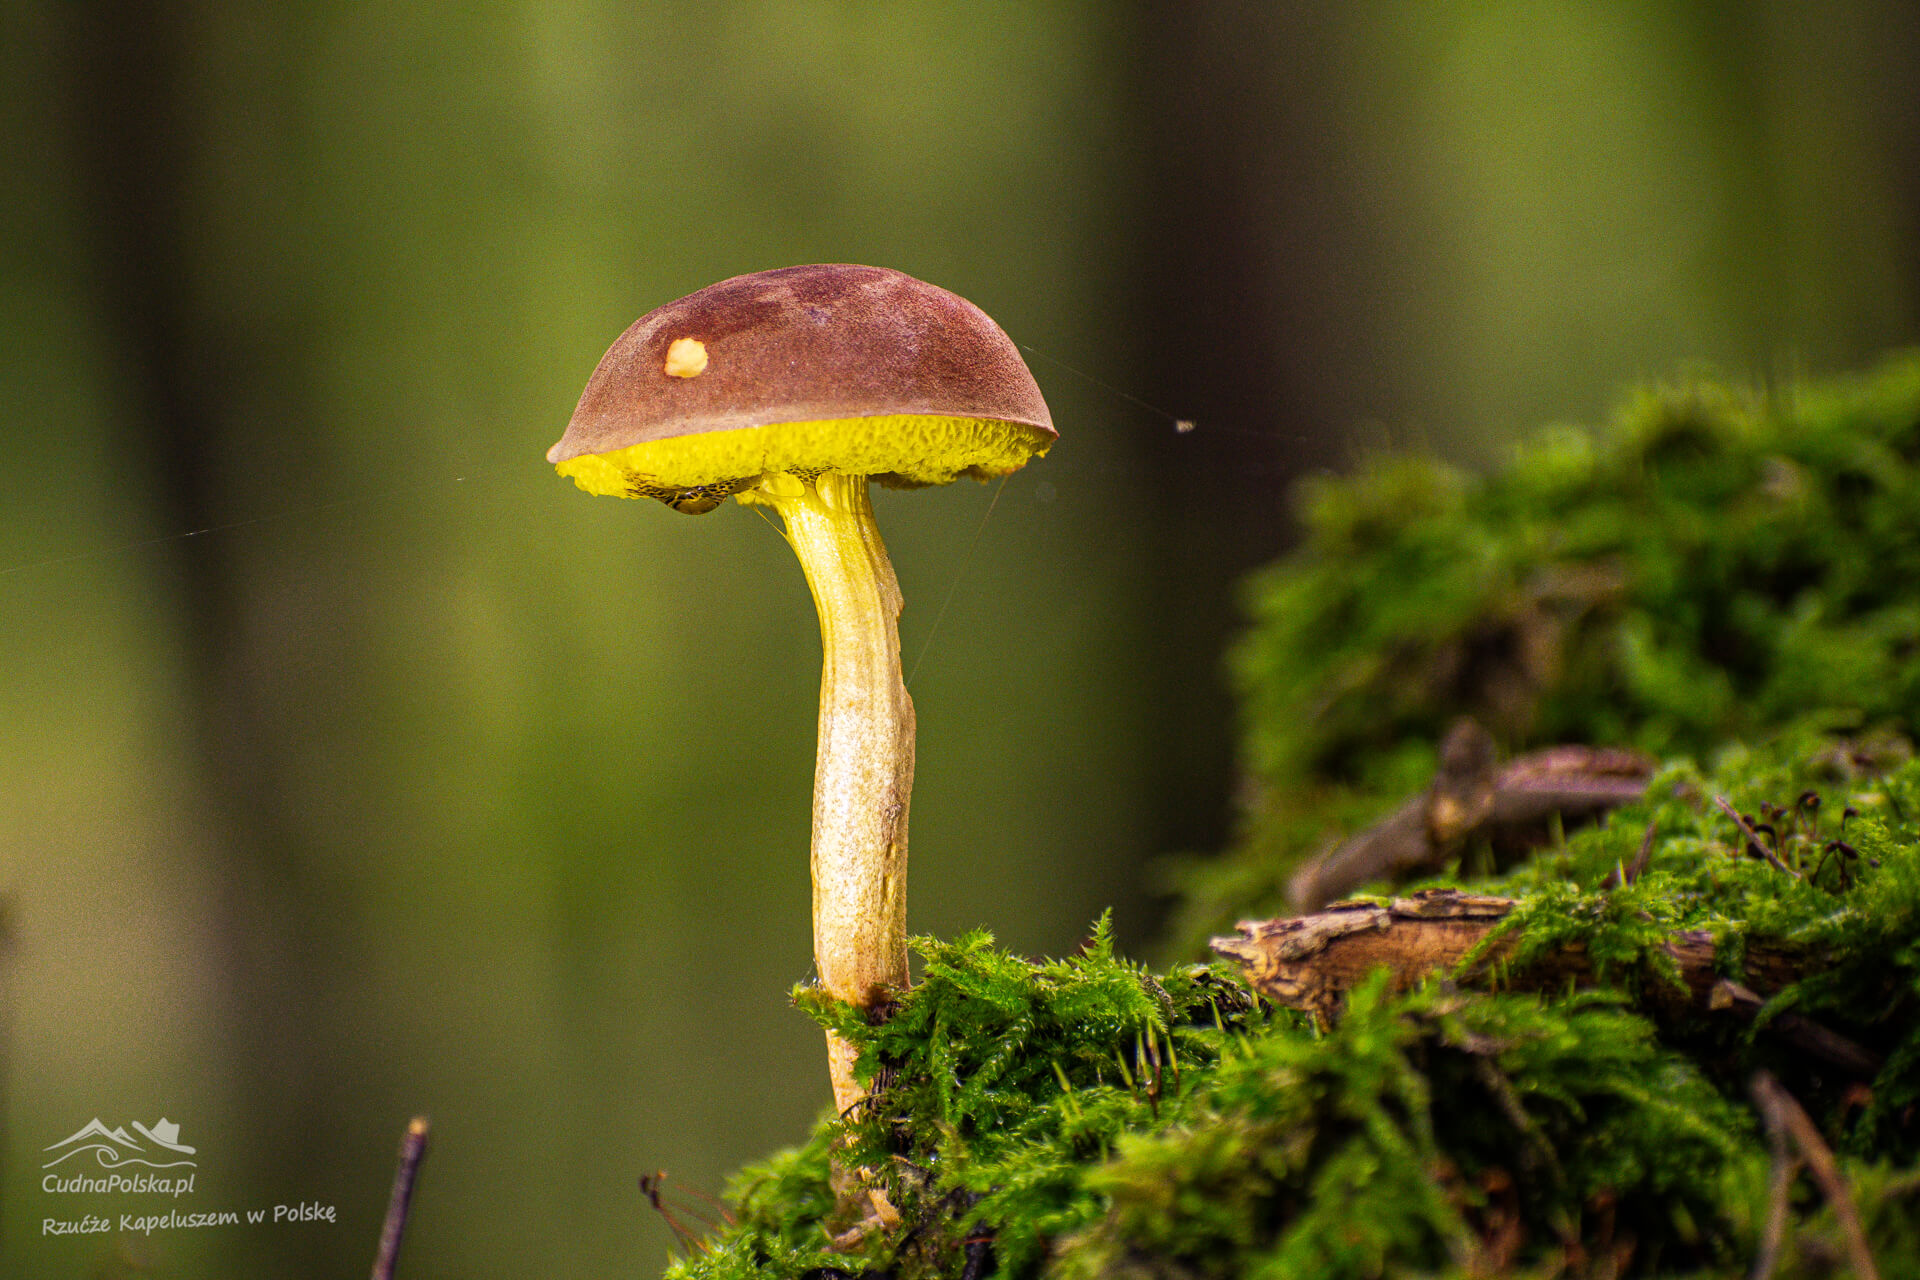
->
43, 1118, 199, 1170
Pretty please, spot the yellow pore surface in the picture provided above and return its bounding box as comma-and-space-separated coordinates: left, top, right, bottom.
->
554, 414, 1053, 499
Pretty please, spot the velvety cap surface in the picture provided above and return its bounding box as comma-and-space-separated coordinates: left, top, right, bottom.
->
548, 264, 1055, 470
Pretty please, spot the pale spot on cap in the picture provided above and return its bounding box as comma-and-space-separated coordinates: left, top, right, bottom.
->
664, 337, 708, 378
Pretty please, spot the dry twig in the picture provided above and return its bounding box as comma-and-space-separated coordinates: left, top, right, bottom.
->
1601, 818, 1660, 890
1750, 1101, 1798, 1280
1714, 795, 1802, 878
1749, 1072, 1879, 1280
371, 1116, 429, 1280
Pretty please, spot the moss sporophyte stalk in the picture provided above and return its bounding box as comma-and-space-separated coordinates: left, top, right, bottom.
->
548, 265, 1054, 1113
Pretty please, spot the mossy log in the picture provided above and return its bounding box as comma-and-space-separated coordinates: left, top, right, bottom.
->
1212, 888, 1882, 1076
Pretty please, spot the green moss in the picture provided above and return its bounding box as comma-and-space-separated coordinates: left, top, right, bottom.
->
1177, 352, 1920, 947
669, 917, 1272, 1280
1055, 978, 1749, 1279
667, 750, 1920, 1277
667, 906, 1915, 1275
1463, 740, 1920, 1165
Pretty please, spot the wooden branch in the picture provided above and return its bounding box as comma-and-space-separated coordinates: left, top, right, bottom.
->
1214, 889, 1804, 1027
1215, 892, 1890, 1085
1710, 981, 1884, 1078
1287, 720, 1654, 911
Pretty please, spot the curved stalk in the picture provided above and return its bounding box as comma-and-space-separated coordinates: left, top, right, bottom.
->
762, 471, 914, 1113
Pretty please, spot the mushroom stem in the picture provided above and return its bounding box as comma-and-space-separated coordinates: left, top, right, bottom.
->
763, 470, 914, 1113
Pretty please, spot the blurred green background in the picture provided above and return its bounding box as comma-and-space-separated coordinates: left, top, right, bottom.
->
3, 3, 1916, 1276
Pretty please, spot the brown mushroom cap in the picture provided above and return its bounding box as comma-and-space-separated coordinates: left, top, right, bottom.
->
547, 265, 1055, 498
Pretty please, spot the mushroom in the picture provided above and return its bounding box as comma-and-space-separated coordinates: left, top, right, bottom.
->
548, 264, 1055, 1112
